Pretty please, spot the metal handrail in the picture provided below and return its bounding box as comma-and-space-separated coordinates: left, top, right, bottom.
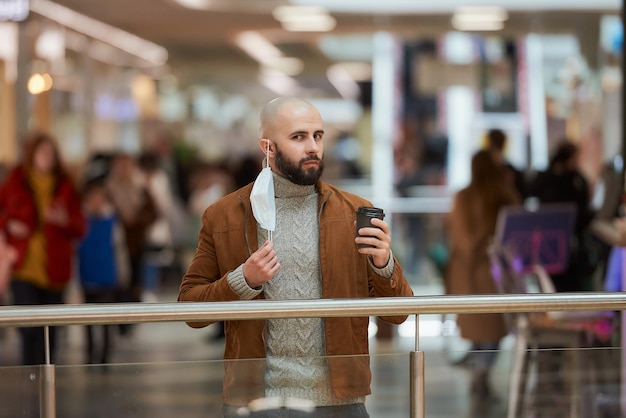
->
0, 292, 623, 327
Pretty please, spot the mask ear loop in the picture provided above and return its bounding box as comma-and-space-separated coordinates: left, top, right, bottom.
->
265, 140, 273, 242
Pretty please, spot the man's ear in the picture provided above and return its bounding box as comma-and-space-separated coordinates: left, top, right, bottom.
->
259, 139, 273, 156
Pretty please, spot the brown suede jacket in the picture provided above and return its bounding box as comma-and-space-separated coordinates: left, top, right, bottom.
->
178, 179, 413, 405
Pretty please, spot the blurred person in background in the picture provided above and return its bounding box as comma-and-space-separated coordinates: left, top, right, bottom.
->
486, 128, 528, 200
186, 161, 235, 341
151, 131, 198, 204
138, 151, 176, 302
527, 140, 595, 291
445, 150, 520, 401
0, 131, 85, 365
105, 153, 157, 308
186, 161, 236, 263
78, 179, 129, 364
187, 161, 236, 226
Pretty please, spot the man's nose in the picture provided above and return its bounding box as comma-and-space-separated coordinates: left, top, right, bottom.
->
305, 137, 320, 153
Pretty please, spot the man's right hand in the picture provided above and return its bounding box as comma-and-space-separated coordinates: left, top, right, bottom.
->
242, 240, 280, 288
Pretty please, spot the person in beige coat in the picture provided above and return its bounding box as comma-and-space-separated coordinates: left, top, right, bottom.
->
445, 149, 520, 399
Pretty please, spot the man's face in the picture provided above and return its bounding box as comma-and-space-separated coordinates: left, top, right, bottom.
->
268, 103, 325, 185
274, 142, 324, 185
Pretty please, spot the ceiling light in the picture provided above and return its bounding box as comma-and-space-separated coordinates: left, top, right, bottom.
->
172, 0, 212, 10
451, 18, 504, 32
36, 27, 65, 61
326, 62, 372, 100
273, 5, 327, 21
281, 15, 336, 32
273, 5, 336, 32
28, 73, 53, 95
327, 64, 360, 99
291, 0, 616, 13
451, 6, 508, 32
234, 31, 282, 64
454, 6, 509, 21
30, 0, 168, 66
234, 31, 302, 93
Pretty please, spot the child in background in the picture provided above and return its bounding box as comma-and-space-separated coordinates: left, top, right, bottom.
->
78, 180, 129, 364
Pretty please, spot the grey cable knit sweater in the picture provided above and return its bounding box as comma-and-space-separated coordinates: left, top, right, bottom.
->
228, 172, 393, 406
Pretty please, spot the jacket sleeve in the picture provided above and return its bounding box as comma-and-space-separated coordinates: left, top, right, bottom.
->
177, 208, 247, 328
368, 253, 413, 324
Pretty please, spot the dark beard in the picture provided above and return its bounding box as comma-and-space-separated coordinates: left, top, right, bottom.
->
274, 144, 324, 186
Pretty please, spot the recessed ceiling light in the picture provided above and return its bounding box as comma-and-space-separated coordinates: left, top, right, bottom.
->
172, 0, 212, 10
234, 31, 282, 64
451, 6, 508, 32
273, 4, 336, 32
455, 6, 508, 21
282, 15, 336, 32
30, 0, 168, 66
273, 5, 328, 21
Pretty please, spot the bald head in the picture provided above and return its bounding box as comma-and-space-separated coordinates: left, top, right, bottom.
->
259, 97, 320, 140
256, 96, 325, 184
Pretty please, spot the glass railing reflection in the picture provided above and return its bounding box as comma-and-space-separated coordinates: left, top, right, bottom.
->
0, 365, 44, 418
0, 346, 621, 417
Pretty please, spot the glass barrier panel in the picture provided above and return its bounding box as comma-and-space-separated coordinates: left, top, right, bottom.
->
0, 343, 622, 417
56, 360, 226, 417
0, 365, 44, 418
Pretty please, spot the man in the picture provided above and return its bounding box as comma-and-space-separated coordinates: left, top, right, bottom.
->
178, 97, 413, 417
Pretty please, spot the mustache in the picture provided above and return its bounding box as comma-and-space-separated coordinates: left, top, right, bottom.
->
300, 156, 322, 164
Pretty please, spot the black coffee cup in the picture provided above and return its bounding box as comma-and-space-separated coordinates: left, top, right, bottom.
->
356, 206, 385, 248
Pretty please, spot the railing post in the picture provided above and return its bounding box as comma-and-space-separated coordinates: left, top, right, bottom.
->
41, 326, 56, 418
410, 314, 425, 418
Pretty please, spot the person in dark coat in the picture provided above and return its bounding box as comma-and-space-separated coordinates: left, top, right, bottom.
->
528, 140, 595, 291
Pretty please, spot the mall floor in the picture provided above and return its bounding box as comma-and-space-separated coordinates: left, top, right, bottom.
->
0, 273, 620, 417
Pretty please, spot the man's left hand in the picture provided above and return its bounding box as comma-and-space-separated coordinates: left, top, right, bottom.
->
355, 218, 391, 268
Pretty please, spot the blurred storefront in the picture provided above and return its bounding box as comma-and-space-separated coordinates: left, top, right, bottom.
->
0, 0, 168, 171
0, 2, 621, 254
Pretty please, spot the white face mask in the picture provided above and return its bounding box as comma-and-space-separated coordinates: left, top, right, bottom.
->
250, 141, 275, 240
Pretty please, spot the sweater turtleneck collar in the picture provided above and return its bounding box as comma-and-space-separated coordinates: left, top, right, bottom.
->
272, 171, 316, 198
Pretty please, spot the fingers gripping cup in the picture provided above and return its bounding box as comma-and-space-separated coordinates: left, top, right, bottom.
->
356, 206, 385, 249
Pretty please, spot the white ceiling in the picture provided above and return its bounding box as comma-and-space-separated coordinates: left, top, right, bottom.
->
30, 0, 621, 98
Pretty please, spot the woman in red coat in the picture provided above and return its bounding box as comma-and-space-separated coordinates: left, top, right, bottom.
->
0, 131, 85, 365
